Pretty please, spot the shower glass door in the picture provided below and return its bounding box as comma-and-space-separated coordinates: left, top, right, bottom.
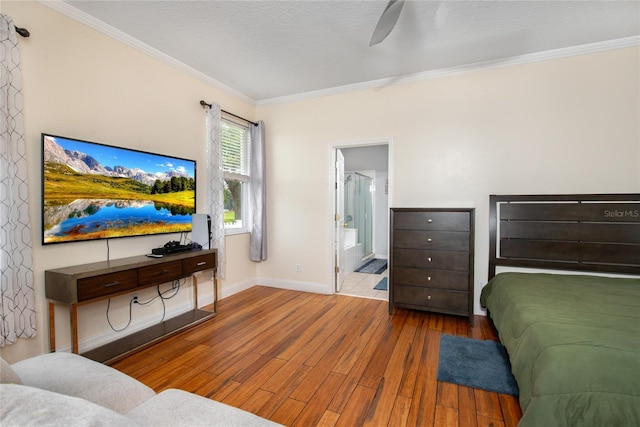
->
344, 172, 373, 258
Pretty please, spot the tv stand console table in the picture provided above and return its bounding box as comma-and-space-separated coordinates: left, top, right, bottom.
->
45, 249, 217, 364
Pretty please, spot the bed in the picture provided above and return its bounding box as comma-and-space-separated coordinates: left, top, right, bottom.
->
480, 194, 640, 427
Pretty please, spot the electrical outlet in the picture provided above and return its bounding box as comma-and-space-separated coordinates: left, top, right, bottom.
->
295, 264, 301, 272
132, 295, 139, 304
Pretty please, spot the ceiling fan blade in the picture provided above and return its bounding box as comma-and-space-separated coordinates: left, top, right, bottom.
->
369, 0, 405, 46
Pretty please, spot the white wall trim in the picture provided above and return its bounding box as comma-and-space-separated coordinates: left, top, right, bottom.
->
257, 36, 640, 106
36, 1, 639, 107
257, 277, 332, 295
37, 0, 255, 105
203, 276, 334, 301
218, 278, 257, 300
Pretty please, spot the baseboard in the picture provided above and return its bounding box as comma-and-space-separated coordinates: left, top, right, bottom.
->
218, 278, 257, 300
257, 277, 332, 295
218, 277, 332, 296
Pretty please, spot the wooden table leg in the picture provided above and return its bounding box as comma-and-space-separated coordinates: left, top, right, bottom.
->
48, 302, 56, 352
70, 304, 79, 354
213, 271, 218, 313
193, 274, 199, 309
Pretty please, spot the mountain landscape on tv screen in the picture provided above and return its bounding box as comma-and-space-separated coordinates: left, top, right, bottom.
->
43, 137, 193, 185
42, 135, 195, 244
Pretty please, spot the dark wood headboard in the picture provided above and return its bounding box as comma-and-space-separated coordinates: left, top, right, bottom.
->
489, 194, 640, 279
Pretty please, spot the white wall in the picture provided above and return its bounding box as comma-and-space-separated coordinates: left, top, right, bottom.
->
1, 1, 257, 363
256, 46, 640, 314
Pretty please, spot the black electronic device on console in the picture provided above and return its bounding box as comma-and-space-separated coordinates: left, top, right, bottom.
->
152, 241, 202, 255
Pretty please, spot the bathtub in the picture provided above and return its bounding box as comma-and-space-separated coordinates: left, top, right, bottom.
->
344, 228, 357, 249
343, 228, 362, 274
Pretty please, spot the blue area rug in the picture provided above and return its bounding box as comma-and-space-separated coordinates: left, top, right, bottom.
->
437, 334, 519, 396
355, 258, 387, 274
373, 277, 387, 291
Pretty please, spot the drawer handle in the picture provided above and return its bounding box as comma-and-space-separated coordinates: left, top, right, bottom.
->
196, 261, 207, 266
155, 269, 169, 276
427, 276, 432, 281
427, 238, 432, 243
427, 295, 432, 300
427, 257, 432, 262
428, 219, 433, 223
103, 281, 120, 288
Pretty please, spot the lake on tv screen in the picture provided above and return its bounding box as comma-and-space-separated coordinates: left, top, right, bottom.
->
44, 199, 192, 242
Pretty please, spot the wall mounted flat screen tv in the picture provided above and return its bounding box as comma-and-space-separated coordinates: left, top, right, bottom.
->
42, 133, 196, 245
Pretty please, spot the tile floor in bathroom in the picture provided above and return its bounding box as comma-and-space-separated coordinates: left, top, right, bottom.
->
339, 269, 389, 301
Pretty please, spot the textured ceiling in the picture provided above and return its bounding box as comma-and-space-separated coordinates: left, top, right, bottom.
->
62, 0, 640, 103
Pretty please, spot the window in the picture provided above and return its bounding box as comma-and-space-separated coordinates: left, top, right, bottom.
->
221, 119, 250, 233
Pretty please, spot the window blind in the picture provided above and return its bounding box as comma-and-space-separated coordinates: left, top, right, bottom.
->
221, 120, 250, 176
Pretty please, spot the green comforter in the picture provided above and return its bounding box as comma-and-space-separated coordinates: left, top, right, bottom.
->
480, 272, 640, 427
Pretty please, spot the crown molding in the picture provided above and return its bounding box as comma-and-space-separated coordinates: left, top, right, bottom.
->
37, 0, 638, 108
257, 35, 640, 106
38, 0, 256, 106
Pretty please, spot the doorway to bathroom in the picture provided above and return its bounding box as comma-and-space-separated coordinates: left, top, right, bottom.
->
333, 142, 390, 301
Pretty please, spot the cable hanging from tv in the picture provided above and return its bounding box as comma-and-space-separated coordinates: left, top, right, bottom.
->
199, 100, 258, 127
14, 25, 30, 38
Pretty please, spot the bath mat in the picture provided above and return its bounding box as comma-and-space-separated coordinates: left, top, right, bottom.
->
355, 259, 387, 274
373, 277, 388, 291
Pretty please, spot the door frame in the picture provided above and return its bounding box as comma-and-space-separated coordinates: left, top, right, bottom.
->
329, 138, 393, 295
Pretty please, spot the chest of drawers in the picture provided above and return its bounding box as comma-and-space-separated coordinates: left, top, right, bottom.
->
389, 208, 475, 325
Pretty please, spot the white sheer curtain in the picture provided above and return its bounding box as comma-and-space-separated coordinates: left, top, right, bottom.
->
0, 14, 36, 346
249, 121, 267, 261
204, 103, 225, 279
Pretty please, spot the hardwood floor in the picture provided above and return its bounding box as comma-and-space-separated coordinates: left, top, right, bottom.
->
111, 286, 522, 427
